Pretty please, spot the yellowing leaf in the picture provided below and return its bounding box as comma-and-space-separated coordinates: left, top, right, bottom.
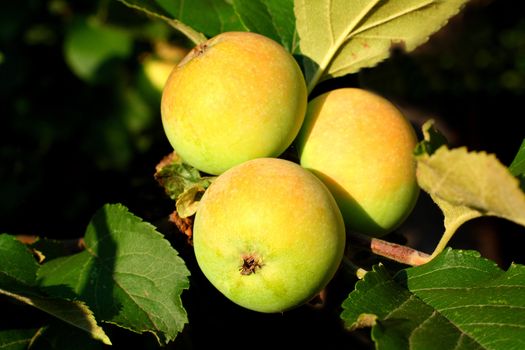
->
154, 152, 214, 217
414, 119, 448, 156
176, 186, 206, 218
418, 147, 525, 224
416, 146, 525, 257
294, 0, 469, 92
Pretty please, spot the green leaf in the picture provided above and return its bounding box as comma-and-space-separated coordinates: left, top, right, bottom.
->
0, 329, 37, 350
233, 0, 296, 51
509, 139, 525, 190
64, 17, 132, 81
157, 0, 245, 35
294, 0, 469, 93
0, 291, 111, 346
37, 204, 190, 345
341, 249, 525, 350
116, 0, 241, 43
0, 234, 39, 294
416, 146, 525, 258
29, 323, 104, 350
155, 152, 214, 217
261, 0, 297, 52
116, 0, 171, 18
0, 235, 111, 345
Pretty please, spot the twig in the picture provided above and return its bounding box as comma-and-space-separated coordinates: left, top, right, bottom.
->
349, 232, 431, 266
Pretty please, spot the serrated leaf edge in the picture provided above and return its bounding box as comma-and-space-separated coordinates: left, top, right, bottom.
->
93, 204, 190, 344
0, 289, 111, 345
296, 0, 469, 93
341, 263, 391, 330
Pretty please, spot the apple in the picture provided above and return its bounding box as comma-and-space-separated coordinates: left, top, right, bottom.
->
142, 56, 177, 93
140, 42, 190, 94
137, 42, 189, 104
295, 88, 420, 236
193, 157, 346, 313
161, 31, 307, 175
136, 56, 177, 106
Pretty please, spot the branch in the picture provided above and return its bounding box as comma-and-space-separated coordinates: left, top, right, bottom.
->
349, 232, 431, 266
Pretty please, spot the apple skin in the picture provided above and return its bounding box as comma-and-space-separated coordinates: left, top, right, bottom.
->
193, 158, 346, 313
161, 32, 307, 175
295, 88, 420, 237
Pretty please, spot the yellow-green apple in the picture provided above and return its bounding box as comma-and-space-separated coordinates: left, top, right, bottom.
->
161, 31, 307, 175
138, 42, 189, 101
193, 157, 346, 313
142, 56, 177, 93
295, 88, 419, 236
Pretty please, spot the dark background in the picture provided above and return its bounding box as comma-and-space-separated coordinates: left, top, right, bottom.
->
1, 0, 524, 349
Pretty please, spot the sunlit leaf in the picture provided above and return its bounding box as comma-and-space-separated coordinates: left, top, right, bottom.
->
413, 119, 448, 157
233, 0, 296, 51
294, 0, 469, 92
342, 249, 525, 350
416, 146, 525, 257
175, 186, 206, 218
0, 234, 110, 345
0, 291, 111, 346
262, 0, 297, 52
37, 204, 190, 345
29, 323, 105, 350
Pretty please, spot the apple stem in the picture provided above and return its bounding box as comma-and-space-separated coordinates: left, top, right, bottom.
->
349, 232, 431, 266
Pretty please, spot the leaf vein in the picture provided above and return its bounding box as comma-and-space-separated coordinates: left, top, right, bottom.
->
350, 0, 436, 37
440, 304, 525, 312
408, 309, 438, 343
460, 322, 525, 328
412, 285, 525, 292
327, 0, 335, 44
407, 264, 493, 281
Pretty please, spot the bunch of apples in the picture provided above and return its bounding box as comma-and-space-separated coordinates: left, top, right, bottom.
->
161, 32, 420, 313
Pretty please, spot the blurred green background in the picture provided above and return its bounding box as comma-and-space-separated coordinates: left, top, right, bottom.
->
1, 0, 190, 239
1, 0, 524, 260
